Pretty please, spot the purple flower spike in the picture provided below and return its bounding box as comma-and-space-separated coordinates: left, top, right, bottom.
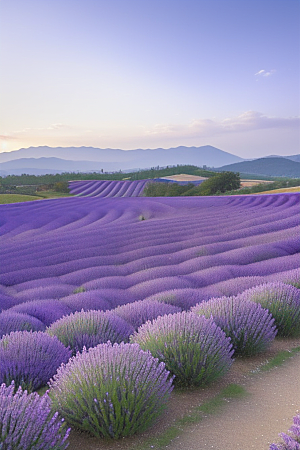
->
0, 381, 70, 450
0, 311, 45, 338
112, 299, 181, 330
49, 342, 174, 438
270, 414, 300, 449
237, 282, 300, 337
47, 309, 134, 355
0, 330, 72, 391
191, 296, 277, 356
131, 311, 233, 387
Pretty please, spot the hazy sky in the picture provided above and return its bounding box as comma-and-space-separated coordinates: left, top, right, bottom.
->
0, 0, 299, 158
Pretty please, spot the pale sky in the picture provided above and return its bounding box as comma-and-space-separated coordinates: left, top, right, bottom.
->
0, 0, 299, 158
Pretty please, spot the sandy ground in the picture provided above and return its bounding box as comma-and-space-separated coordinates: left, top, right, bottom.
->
159, 174, 208, 181
254, 186, 300, 194
66, 338, 300, 450
168, 351, 300, 450
240, 179, 273, 187
158, 175, 273, 188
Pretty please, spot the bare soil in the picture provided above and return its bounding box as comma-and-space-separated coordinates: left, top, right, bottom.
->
66, 338, 300, 450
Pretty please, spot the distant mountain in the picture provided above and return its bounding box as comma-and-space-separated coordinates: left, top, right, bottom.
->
0, 145, 244, 175
217, 157, 300, 178
264, 154, 300, 163
281, 155, 300, 163
0, 157, 119, 176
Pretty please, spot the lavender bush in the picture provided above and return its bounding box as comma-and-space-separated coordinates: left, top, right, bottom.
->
112, 299, 181, 330
59, 291, 111, 313
0, 311, 45, 337
47, 310, 134, 354
238, 282, 300, 337
131, 311, 234, 387
191, 296, 277, 356
0, 331, 72, 391
49, 342, 174, 438
9, 300, 72, 326
270, 414, 300, 449
267, 268, 300, 289
0, 381, 70, 450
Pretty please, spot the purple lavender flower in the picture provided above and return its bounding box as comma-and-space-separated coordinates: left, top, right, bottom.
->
1, 193, 299, 323
49, 342, 174, 438
0, 311, 45, 338
0, 381, 70, 449
46, 309, 134, 354
9, 299, 72, 326
237, 282, 300, 337
112, 299, 181, 330
267, 268, 300, 289
0, 331, 72, 391
270, 414, 300, 449
191, 296, 277, 356
131, 311, 234, 387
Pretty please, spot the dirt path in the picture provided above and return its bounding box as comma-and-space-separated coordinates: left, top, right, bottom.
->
168, 352, 300, 450
67, 339, 300, 450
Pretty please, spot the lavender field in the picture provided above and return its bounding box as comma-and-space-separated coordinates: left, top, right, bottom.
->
68, 179, 150, 197
0, 193, 299, 319
1, 192, 300, 447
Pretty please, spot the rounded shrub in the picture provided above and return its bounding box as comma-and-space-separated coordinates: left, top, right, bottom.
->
191, 296, 277, 356
130, 311, 234, 387
49, 342, 174, 438
9, 299, 72, 326
0, 381, 70, 450
0, 331, 72, 392
237, 282, 300, 337
46, 310, 134, 355
112, 299, 181, 330
268, 268, 300, 289
0, 311, 45, 338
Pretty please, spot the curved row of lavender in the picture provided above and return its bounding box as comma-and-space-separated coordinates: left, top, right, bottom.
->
68, 179, 150, 197
0, 193, 299, 328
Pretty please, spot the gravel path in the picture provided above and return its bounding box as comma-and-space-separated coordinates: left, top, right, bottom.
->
168, 352, 300, 450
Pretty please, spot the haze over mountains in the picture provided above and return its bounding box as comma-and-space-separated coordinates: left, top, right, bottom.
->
0, 145, 299, 177
0, 145, 243, 175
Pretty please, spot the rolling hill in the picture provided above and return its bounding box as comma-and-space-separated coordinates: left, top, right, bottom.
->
217, 157, 300, 178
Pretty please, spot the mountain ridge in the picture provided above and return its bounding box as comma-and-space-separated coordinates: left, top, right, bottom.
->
217, 157, 300, 178
0, 145, 244, 175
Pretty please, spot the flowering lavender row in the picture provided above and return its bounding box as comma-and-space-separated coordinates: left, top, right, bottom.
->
49, 342, 174, 438
0, 331, 72, 391
68, 179, 150, 197
0, 194, 299, 326
46, 310, 134, 354
131, 311, 234, 387
0, 382, 70, 450
112, 299, 181, 330
191, 296, 277, 356
237, 282, 300, 337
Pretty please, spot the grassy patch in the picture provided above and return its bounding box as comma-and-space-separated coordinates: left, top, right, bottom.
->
254, 186, 300, 194
35, 191, 73, 199
73, 286, 86, 294
133, 384, 248, 450
0, 194, 44, 204
0, 192, 73, 204
259, 346, 300, 372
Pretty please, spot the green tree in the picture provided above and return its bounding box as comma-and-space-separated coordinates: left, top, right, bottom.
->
197, 172, 241, 196
53, 181, 70, 193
